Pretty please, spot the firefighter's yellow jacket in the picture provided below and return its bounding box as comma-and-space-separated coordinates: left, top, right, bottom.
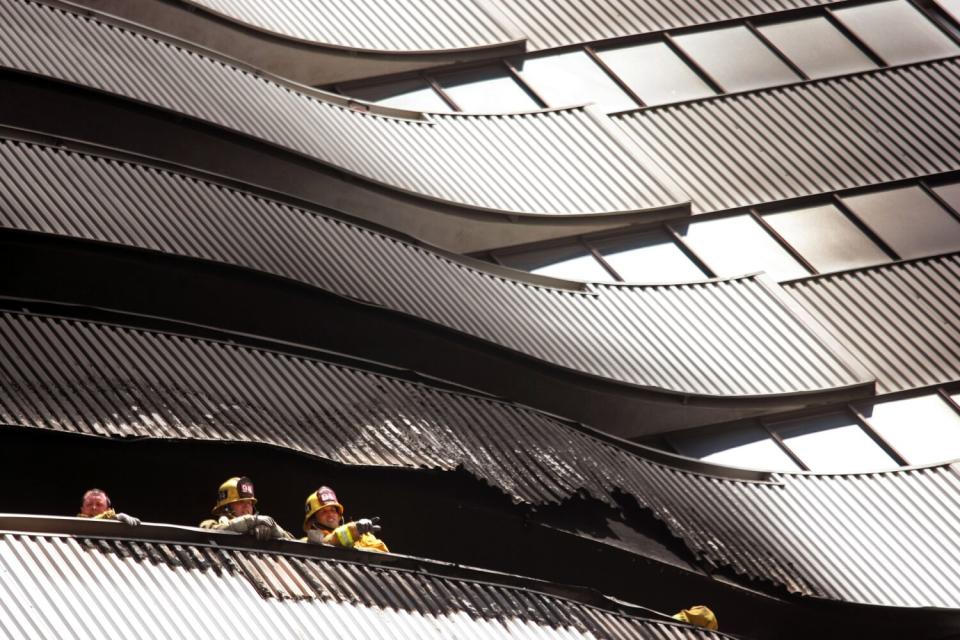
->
78, 509, 117, 520
301, 522, 389, 553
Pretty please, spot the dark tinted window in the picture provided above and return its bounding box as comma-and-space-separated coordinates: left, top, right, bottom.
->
597, 41, 714, 105
840, 186, 960, 259
833, 0, 959, 64
517, 51, 636, 113
672, 25, 800, 92
435, 66, 539, 112
763, 203, 889, 272
348, 78, 451, 112
758, 16, 877, 79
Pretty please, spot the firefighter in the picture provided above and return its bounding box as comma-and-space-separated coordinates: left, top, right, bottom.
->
200, 476, 292, 541
302, 486, 388, 553
77, 488, 140, 526
673, 605, 718, 631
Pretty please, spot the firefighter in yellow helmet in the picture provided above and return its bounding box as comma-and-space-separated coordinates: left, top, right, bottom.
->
200, 476, 292, 542
673, 605, 718, 631
78, 488, 140, 526
301, 486, 388, 553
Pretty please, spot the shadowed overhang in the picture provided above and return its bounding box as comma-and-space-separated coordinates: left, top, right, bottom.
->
0, 0, 686, 224
0, 133, 873, 403
0, 306, 955, 609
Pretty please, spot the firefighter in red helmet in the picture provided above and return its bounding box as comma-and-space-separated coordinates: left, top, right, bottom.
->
302, 486, 388, 553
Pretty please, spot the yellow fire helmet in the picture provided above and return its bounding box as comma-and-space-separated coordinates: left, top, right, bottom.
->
673, 605, 718, 631
303, 486, 344, 532
212, 476, 257, 516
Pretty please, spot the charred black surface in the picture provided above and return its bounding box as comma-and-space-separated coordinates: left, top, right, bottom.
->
2, 427, 957, 639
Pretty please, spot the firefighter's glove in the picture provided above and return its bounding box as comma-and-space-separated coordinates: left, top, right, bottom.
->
356, 517, 381, 535
223, 514, 257, 533
115, 512, 140, 526
253, 523, 274, 542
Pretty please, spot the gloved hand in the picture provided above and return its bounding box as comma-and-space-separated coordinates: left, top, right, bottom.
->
253, 523, 274, 542
115, 512, 141, 526
355, 517, 381, 535
223, 514, 257, 533
306, 529, 328, 545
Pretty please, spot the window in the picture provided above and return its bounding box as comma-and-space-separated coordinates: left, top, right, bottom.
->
498, 244, 615, 282
347, 78, 451, 112
770, 414, 897, 472
672, 25, 800, 92
668, 424, 801, 471
763, 203, 889, 272
674, 215, 808, 280
596, 41, 715, 105
860, 394, 960, 465
592, 231, 707, 282
840, 186, 960, 259
832, 0, 959, 65
515, 51, 636, 113
435, 66, 540, 112
932, 181, 960, 213
758, 16, 877, 79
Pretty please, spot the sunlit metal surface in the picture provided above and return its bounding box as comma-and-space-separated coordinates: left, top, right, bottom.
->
0, 533, 723, 639
486, 0, 835, 50
786, 254, 960, 393
1, 310, 959, 607
616, 60, 960, 213
0, 138, 870, 397
0, 0, 682, 217
183, 0, 517, 51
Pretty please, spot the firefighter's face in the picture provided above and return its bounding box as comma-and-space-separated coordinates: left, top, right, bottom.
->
229, 500, 255, 517
80, 491, 110, 517
316, 505, 341, 529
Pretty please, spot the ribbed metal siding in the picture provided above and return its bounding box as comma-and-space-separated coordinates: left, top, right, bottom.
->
785, 255, 960, 393
0, 534, 722, 639
0, 0, 680, 217
487, 0, 834, 50
1, 310, 958, 607
186, 0, 515, 51
0, 138, 868, 396
616, 60, 960, 213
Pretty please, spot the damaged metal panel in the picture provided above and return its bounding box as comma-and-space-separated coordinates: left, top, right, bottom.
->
785, 254, 960, 393
0, 533, 724, 639
0, 0, 683, 217
616, 60, 960, 213
1, 310, 959, 607
0, 137, 869, 396
486, 0, 836, 51
183, 0, 518, 51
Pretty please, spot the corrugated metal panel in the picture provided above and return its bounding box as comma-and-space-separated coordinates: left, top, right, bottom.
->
486, 0, 835, 51
616, 60, 960, 213
0, 137, 869, 396
784, 255, 960, 393
0, 534, 723, 639
0, 0, 682, 217
185, 0, 516, 51
0, 309, 958, 607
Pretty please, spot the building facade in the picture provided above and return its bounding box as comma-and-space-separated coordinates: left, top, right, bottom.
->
1, 0, 960, 638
